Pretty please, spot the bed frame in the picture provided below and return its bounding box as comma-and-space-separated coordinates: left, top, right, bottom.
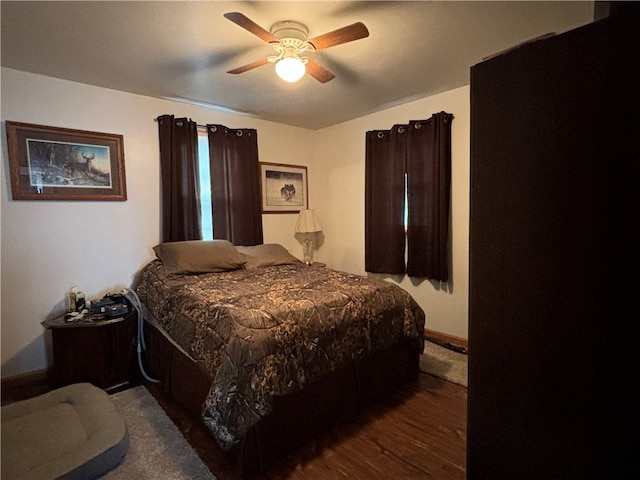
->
142, 318, 420, 476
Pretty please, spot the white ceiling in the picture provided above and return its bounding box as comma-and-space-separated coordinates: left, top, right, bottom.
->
1, 1, 594, 130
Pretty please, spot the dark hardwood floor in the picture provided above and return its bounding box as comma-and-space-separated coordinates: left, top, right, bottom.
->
145, 372, 467, 480
2, 371, 466, 479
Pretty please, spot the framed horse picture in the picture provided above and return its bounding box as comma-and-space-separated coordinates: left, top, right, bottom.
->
259, 162, 308, 213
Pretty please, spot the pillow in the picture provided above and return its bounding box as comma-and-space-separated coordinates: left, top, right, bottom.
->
235, 244, 302, 269
153, 240, 247, 275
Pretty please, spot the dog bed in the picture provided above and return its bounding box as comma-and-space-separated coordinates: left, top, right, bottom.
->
1, 382, 128, 480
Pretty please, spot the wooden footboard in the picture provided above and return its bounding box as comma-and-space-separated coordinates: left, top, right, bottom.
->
142, 318, 419, 476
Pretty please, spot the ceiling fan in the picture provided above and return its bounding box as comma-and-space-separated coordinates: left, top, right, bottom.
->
224, 12, 369, 83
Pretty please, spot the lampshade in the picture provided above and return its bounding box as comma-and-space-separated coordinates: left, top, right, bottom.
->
276, 56, 306, 83
295, 209, 321, 233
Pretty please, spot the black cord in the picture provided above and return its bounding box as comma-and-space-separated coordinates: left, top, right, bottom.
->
425, 336, 468, 355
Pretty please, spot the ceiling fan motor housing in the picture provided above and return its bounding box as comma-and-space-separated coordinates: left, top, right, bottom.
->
270, 20, 309, 42
268, 20, 314, 62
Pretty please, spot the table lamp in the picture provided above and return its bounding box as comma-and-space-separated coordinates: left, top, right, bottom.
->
295, 209, 322, 265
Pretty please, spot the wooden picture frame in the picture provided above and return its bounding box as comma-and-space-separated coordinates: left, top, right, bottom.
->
260, 162, 308, 213
5, 121, 127, 201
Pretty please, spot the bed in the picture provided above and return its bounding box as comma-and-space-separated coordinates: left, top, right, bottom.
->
132, 240, 425, 475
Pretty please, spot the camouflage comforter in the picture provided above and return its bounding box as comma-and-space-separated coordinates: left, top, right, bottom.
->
133, 260, 425, 450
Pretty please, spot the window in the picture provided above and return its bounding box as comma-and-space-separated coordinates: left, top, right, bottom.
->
157, 116, 262, 244
365, 112, 453, 280
404, 172, 409, 232
197, 131, 213, 240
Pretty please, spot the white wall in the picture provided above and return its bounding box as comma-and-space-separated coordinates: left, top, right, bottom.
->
0, 68, 310, 377
1, 67, 470, 378
311, 86, 470, 339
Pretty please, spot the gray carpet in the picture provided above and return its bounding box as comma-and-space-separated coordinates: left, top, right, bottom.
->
101, 386, 215, 480
420, 340, 468, 387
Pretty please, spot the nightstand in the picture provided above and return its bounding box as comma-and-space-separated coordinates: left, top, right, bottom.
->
42, 310, 138, 392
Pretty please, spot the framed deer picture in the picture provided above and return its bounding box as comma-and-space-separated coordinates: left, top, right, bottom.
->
259, 162, 308, 213
5, 121, 126, 201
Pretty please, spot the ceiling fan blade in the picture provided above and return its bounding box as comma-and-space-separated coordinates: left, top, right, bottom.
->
227, 58, 270, 75
305, 58, 335, 83
224, 12, 279, 43
308, 22, 369, 51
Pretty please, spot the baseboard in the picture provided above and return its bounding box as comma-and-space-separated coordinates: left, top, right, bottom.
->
424, 329, 468, 350
1, 368, 53, 405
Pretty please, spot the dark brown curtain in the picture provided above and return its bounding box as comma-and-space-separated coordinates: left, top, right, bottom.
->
406, 112, 453, 280
365, 112, 453, 280
365, 125, 408, 274
207, 125, 263, 246
157, 114, 202, 242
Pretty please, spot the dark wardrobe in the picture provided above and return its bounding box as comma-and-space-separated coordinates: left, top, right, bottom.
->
468, 9, 639, 480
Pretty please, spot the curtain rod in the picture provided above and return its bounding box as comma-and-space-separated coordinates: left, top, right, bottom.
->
154, 117, 251, 136
371, 112, 454, 137
153, 117, 207, 129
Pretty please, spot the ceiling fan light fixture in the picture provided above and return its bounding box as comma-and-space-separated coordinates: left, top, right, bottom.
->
275, 55, 306, 83
224, 12, 369, 84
